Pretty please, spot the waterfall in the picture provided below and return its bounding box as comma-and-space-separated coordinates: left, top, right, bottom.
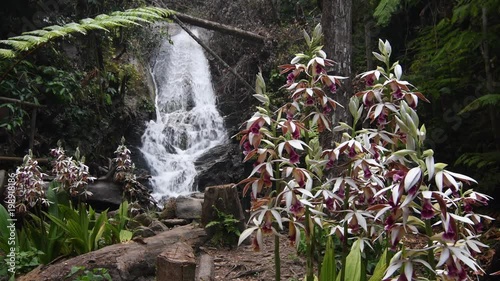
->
141, 28, 226, 201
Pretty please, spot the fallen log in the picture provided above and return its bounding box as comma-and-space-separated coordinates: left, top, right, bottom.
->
18, 224, 208, 281
0, 156, 49, 163
173, 12, 266, 44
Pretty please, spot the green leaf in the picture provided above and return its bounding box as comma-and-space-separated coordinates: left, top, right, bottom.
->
119, 230, 133, 242
344, 239, 362, 281
368, 249, 388, 281
320, 236, 336, 281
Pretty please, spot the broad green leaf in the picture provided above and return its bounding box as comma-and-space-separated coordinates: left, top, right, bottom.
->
369, 249, 388, 281
344, 239, 362, 281
320, 236, 336, 281
119, 230, 133, 242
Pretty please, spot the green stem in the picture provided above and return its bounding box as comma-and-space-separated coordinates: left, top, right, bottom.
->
306, 208, 314, 281
340, 185, 350, 281
425, 220, 436, 279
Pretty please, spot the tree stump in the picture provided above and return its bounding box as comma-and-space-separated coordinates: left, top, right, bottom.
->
157, 241, 196, 281
201, 184, 245, 240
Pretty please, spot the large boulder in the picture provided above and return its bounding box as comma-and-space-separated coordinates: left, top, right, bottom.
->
194, 143, 245, 192
175, 196, 203, 220
85, 180, 123, 211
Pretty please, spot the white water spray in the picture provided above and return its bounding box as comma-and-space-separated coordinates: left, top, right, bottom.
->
141, 28, 226, 200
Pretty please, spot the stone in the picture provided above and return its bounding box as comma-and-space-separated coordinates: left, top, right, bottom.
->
194, 143, 246, 192
159, 198, 176, 220
149, 220, 168, 233
161, 219, 190, 228
129, 213, 153, 229
85, 180, 123, 211
157, 242, 196, 281
133, 226, 156, 238
175, 196, 203, 220
196, 254, 214, 281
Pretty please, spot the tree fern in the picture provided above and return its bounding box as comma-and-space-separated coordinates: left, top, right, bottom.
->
0, 7, 174, 59
460, 94, 500, 114
456, 151, 500, 169
373, 0, 401, 27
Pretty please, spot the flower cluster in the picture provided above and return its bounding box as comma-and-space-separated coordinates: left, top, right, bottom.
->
50, 143, 95, 198
237, 26, 492, 281
114, 137, 135, 174
10, 151, 50, 214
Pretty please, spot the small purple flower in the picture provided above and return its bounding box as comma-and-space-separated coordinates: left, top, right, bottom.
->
329, 83, 336, 93
242, 141, 252, 155
287, 72, 295, 84
250, 122, 261, 134
363, 166, 372, 178
421, 198, 434, 220
325, 197, 334, 211
392, 170, 405, 182
290, 199, 305, 217
289, 149, 300, 164
315, 65, 324, 74
292, 128, 300, 139
365, 76, 374, 86
392, 88, 404, 99
384, 214, 396, 231
323, 105, 332, 114
348, 146, 357, 158
443, 227, 456, 242
326, 159, 335, 170
377, 113, 387, 126
305, 96, 315, 106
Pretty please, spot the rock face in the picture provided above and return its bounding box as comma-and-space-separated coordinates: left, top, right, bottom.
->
194, 143, 246, 192
175, 196, 203, 220
85, 180, 123, 210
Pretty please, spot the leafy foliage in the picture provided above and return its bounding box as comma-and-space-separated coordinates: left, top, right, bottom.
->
66, 266, 112, 281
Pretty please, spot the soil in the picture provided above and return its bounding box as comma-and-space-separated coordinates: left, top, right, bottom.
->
203, 234, 307, 281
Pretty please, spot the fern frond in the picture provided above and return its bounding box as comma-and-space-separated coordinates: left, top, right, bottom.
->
459, 94, 500, 114
22, 30, 50, 37
456, 151, 500, 168
0, 49, 16, 59
63, 23, 88, 35
0, 6, 175, 59
374, 0, 401, 27
0, 39, 33, 51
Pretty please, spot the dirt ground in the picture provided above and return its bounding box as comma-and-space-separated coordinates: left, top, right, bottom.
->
203, 234, 307, 281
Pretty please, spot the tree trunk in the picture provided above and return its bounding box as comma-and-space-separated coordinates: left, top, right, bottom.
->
156, 242, 196, 281
321, 0, 353, 173
481, 7, 500, 150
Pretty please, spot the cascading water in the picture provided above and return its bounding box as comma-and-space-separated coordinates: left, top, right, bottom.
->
141, 28, 226, 201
